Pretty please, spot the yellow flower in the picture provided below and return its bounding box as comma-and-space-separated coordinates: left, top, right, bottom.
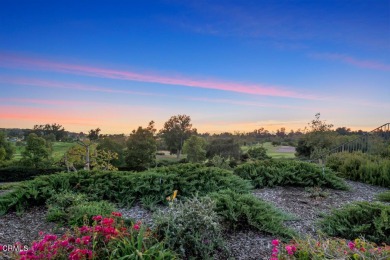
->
166, 196, 171, 201
172, 190, 178, 200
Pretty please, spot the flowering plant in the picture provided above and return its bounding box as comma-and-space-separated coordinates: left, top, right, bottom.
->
16, 212, 176, 259
270, 236, 390, 260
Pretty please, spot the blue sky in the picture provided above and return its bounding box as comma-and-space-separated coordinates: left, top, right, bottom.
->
0, 0, 389, 134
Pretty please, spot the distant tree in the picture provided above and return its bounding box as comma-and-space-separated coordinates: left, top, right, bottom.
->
33, 123, 66, 141
247, 146, 270, 160
0, 131, 14, 161
126, 121, 157, 171
206, 138, 240, 160
183, 136, 207, 163
295, 113, 336, 159
97, 137, 125, 167
21, 133, 51, 167
159, 115, 196, 158
88, 128, 101, 141
335, 127, 351, 135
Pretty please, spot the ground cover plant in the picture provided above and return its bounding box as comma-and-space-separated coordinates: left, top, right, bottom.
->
376, 190, 390, 202
271, 236, 390, 260
326, 152, 390, 187
210, 189, 296, 239
234, 159, 348, 190
15, 212, 176, 260
319, 201, 390, 244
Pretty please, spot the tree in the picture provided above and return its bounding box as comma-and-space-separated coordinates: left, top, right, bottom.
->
88, 128, 101, 140
206, 138, 241, 160
33, 123, 66, 141
247, 146, 270, 160
183, 136, 207, 163
125, 121, 157, 171
0, 131, 14, 161
159, 115, 196, 158
97, 137, 125, 167
295, 113, 336, 159
21, 133, 51, 168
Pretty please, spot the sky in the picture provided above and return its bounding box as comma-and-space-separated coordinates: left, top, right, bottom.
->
0, 0, 389, 134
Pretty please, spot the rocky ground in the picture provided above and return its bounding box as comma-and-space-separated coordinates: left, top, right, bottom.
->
0, 180, 388, 260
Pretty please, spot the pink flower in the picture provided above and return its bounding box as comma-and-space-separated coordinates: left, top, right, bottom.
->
272, 239, 279, 246
348, 241, 355, 250
92, 215, 103, 221
133, 224, 140, 231
102, 218, 114, 226
111, 212, 122, 217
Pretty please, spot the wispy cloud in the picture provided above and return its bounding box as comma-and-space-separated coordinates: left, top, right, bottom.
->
309, 53, 390, 72
0, 53, 317, 99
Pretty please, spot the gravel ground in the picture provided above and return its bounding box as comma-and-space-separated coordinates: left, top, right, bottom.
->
0, 180, 388, 260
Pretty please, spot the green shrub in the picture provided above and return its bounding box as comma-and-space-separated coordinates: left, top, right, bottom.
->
68, 200, 116, 226
0, 166, 64, 182
210, 190, 295, 239
0, 165, 252, 214
154, 196, 226, 259
376, 190, 390, 202
234, 159, 348, 190
274, 236, 390, 260
319, 201, 390, 244
247, 146, 270, 160
326, 152, 390, 187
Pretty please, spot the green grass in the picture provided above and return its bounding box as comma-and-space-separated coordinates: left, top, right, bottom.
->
241, 142, 296, 159
51, 142, 74, 161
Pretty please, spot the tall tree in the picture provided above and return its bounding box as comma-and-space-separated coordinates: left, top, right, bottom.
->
0, 131, 14, 162
33, 123, 66, 141
206, 137, 241, 160
88, 128, 101, 140
21, 133, 50, 168
159, 115, 196, 158
126, 121, 157, 171
183, 135, 207, 163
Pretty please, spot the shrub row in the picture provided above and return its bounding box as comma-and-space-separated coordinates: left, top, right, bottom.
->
326, 152, 390, 187
234, 159, 348, 190
0, 166, 65, 182
319, 201, 390, 244
0, 164, 252, 214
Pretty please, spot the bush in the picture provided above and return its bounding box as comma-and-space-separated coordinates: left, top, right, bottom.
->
376, 190, 390, 202
154, 196, 226, 259
46, 191, 89, 223
0, 166, 64, 182
319, 202, 390, 244
210, 190, 295, 239
0, 165, 252, 214
15, 212, 177, 259
326, 152, 390, 187
234, 159, 348, 190
247, 146, 270, 160
68, 200, 116, 226
271, 236, 390, 260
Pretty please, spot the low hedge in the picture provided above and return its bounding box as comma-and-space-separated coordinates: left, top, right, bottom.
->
234, 159, 348, 190
0, 166, 65, 182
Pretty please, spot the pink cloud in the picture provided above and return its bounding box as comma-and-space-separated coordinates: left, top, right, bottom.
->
309, 53, 390, 72
0, 53, 317, 99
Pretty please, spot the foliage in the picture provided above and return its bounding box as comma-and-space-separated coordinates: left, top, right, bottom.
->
91, 149, 118, 171
0, 166, 64, 182
0, 131, 14, 161
271, 236, 390, 260
21, 133, 51, 168
210, 190, 295, 239
234, 159, 348, 190
16, 212, 177, 259
376, 190, 390, 202
154, 196, 226, 259
97, 137, 125, 167
206, 137, 241, 160
204, 155, 234, 170
326, 152, 390, 187
295, 113, 336, 159
32, 123, 66, 141
67, 200, 116, 226
319, 202, 390, 244
247, 146, 270, 160
159, 115, 196, 158
87, 127, 101, 140
0, 165, 252, 214
125, 121, 157, 171
182, 135, 207, 163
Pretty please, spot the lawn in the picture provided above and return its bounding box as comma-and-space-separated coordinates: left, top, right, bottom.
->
242, 142, 296, 159
12, 142, 75, 162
